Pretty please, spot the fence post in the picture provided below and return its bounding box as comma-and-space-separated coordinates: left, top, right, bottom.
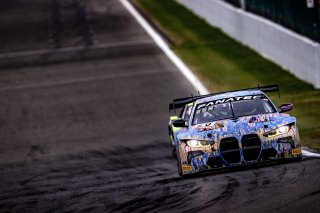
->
240, 0, 246, 9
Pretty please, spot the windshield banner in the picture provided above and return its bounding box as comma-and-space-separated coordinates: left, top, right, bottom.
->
196, 95, 264, 109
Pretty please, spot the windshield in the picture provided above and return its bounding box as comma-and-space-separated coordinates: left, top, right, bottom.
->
192, 98, 276, 125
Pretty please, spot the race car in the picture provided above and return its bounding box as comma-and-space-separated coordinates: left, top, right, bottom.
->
169, 85, 302, 176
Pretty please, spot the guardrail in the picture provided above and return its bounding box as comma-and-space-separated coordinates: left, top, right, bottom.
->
224, 0, 320, 43
178, 0, 320, 88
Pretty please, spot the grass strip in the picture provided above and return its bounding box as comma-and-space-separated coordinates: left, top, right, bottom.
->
134, 0, 320, 150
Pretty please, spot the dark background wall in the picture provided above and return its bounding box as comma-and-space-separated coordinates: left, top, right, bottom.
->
224, 0, 320, 42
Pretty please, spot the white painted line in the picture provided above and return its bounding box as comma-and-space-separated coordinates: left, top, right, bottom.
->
302, 149, 320, 157
119, 0, 209, 95
122, 0, 320, 158
0, 69, 175, 92
0, 40, 153, 59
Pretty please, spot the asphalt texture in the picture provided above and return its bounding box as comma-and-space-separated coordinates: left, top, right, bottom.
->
0, 0, 320, 212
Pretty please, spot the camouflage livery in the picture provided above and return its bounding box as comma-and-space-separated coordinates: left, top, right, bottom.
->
171, 90, 301, 176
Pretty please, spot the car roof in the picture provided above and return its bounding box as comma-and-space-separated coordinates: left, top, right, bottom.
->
195, 90, 265, 104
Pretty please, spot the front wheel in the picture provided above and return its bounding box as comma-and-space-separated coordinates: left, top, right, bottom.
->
176, 148, 184, 176
177, 155, 183, 176
171, 143, 177, 158
169, 130, 177, 158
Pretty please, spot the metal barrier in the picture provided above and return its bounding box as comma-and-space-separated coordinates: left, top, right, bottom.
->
223, 0, 320, 42
178, 0, 320, 88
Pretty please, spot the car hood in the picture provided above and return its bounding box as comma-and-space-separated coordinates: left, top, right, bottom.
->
177, 113, 296, 141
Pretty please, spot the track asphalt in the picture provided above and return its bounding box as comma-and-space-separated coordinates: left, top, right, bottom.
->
0, 0, 319, 212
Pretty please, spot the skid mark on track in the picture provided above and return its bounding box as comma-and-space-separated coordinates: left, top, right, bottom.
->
276, 166, 287, 180
247, 180, 258, 192
186, 176, 240, 212
298, 189, 320, 200
1, 153, 320, 212
0, 141, 179, 210
189, 186, 201, 194
1, 140, 319, 212
27, 144, 50, 157
209, 176, 240, 203
19, 172, 51, 186
246, 167, 273, 192
288, 161, 306, 184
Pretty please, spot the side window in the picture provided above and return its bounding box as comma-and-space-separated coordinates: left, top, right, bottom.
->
182, 105, 192, 120
263, 100, 275, 113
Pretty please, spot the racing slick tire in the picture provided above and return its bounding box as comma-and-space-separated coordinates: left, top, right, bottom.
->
169, 129, 177, 158
171, 143, 177, 158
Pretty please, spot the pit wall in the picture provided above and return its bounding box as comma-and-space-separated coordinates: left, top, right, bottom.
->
177, 0, 320, 88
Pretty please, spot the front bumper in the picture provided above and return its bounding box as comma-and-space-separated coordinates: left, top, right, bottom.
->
178, 131, 301, 175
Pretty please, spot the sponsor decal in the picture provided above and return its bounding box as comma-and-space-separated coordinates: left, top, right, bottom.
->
197, 95, 263, 109
292, 148, 301, 155
182, 165, 193, 172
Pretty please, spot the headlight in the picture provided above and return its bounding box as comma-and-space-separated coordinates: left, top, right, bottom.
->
187, 140, 200, 147
278, 126, 289, 134
186, 140, 211, 147
264, 125, 290, 137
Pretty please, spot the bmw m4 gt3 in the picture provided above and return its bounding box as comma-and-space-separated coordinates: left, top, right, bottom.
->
169, 85, 301, 176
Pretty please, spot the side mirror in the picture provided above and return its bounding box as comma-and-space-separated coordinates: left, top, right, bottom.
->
172, 119, 189, 128
279, 103, 293, 113
169, 116, 179, 121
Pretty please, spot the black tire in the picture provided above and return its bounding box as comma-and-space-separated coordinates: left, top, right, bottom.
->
169, 129, 177, 158
171, 143, 177, 158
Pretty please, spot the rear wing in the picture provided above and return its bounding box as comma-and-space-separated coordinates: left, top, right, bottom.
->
169, 84, 279, 111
